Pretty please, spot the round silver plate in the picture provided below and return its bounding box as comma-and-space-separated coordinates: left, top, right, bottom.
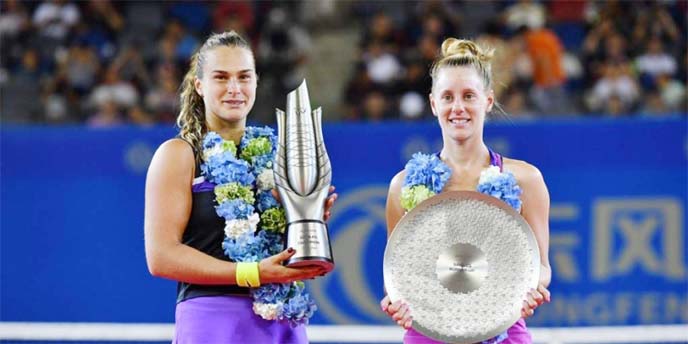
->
383, 191, 540, 344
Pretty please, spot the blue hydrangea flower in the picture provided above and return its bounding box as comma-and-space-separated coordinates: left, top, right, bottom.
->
404, 153, 451, 194
241, 126, 276, 149
202, 153, 255, 186
202, 132, 224, 150
250, 154, 275, 175
216, 199, 255, 221
477, 169, 522, 212
280, 287, 317, 325
223, 232, 268, 262
252, 283, 292, 304
257, 191, 280, 212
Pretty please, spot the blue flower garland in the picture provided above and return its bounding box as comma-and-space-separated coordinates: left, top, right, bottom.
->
399, 152, 523, 344
201, 127, 317, 326
400, 152, 522, 212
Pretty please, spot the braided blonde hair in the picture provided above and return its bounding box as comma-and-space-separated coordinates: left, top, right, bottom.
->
430, 38, 495, 92
176, 31, 253, 158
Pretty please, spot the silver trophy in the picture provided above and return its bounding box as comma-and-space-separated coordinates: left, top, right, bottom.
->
274, 80, 334, 272
384, 191, 540, 343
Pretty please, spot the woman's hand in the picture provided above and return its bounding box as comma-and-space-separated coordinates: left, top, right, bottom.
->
258, 248, 327, 284
380, 295, 413, 329
323, 186, 337, 221
521, 283, 550, 318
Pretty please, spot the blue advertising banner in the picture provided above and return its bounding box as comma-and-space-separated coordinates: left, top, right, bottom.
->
1, 117, 686, 327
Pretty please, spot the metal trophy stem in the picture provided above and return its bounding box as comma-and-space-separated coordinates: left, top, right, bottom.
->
274, 80, 334, 272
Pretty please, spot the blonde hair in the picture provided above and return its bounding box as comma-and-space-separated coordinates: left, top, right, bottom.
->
430, 38, 495, 91
176, 31, 253, 157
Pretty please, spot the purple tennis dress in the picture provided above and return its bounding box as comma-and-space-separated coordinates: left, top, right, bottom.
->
402, 150, 533, 344
174, 296, 307, 344
172, 149, 307, 343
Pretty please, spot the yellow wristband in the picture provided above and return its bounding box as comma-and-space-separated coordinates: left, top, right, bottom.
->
236, 262, 260, 288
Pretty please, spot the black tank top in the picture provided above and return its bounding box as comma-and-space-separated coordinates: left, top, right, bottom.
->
176, 140, 249, 302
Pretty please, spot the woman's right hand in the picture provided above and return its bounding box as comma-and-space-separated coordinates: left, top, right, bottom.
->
380, 295, 413, 329
258, 248, 327, 284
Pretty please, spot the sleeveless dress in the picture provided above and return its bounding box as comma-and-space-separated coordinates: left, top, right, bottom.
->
402, 150, 532, 344
172, 139, 307, 344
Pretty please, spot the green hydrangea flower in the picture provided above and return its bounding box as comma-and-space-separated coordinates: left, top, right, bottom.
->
222, 140, 238, 155
240, 137, 272, 161
214, 183, 255, 204
400, 185, 435, 211
261, 207, 286, 233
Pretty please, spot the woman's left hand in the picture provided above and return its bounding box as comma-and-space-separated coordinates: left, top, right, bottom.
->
521, 283, 550, 318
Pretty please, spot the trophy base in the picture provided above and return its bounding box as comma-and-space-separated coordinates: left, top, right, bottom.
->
286, 256, 335, 273
284, 220, 334, 273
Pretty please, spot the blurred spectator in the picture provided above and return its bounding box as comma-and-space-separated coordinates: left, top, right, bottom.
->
631, 3, 681, 52
257, 6, 312, 93
0, 0, 29, 41
145, 66, 180, 123
111, 45, 151, 91
503, 0, 546, 31
167, 1, 210, 35
88, 66, 139, 111
87, 98, 122, 127
0, 0, 30, 81
517, 25, 570, 115
587, 62, 639, 115
213, 1, 255, 37
640, 90, 669, 116
126, 104, 155, 126
477, 20, 515, 99
501, 87, 535, 119
62, 42, 100, 96
363, 41, 402, 86
635, 37, 678, 83
655, 74, 686, 112
1, 49, 43, 123
32, 0, 80, 42
361, 91, 391, 122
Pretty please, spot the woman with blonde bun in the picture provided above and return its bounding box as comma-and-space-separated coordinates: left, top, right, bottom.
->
380, 37, 551, 344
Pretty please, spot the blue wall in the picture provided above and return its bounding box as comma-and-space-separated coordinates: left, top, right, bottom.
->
1, 118, 686, 327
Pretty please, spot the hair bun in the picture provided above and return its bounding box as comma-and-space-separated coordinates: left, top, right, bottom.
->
441, 38, 494, 63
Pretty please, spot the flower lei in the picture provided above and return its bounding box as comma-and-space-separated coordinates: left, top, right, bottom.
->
400, 152, 522, 212
399, 152, 523, 344
200, 127, 317, 326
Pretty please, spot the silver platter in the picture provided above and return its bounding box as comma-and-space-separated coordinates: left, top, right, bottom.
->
383, 191, 540, 344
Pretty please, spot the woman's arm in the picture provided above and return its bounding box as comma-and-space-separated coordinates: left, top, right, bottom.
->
510, 159, 552, 317
144, 139, 240, 285
381, 170, 413, 329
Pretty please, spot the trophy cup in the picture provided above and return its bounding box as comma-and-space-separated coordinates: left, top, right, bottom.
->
274, 80, 334, 272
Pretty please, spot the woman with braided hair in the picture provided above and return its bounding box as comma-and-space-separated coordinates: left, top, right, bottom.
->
380, 37, 552, 343
144, 31, 336, 343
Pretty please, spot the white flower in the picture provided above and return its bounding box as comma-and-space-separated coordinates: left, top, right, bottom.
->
478, 165, 502, 184
202, 145, 224, 161
253, 302, 282, 320
247, 212, 260, 232
257, 169, 276, 191
223, 219, 252, 239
